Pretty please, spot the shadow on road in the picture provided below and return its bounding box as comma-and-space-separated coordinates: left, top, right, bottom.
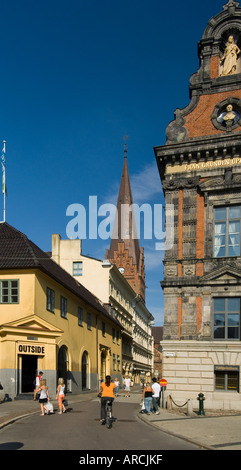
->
0, 441, 24, 450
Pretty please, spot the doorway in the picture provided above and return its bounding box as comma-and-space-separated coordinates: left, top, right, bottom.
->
58, 345, 69, 391
82, 351, 88, 390
101, 350, 107, 382
21, 355, 37, 393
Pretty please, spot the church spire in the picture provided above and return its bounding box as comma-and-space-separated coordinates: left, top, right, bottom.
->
106, 141, 146, 301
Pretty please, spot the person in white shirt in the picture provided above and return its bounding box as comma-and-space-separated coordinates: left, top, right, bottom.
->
114, 378, 120, 397
56, 377, 66, 414
124, 375, 131, 397
151, 378, 161, 414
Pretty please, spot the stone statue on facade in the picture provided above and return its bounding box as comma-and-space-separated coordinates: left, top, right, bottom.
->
220, 35, 240, 75
223, 104, 236, 121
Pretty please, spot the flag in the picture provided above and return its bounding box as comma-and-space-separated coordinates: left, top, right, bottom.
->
1, 141, 6, 166
2, 167, 6, 195
1, 142, 6, 196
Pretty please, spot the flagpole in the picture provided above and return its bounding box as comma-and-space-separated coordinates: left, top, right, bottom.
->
3, 141, 5, 222
1, 141, 6, 223
3, 172, 5, 223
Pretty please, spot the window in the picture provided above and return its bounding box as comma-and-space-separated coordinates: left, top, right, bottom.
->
112, 328, 116, 343
73, 262, 83, 276
46, 287, 55, 312
214, 206, 241, 257
87, 313, 91, 330
215, 367, 239, 392
117, 355, 120, 371
113, 354, 116, 370
0, 280, 19, 303
60, 296, 67, 319
116, 330, 120, 345
102, 322, 106, 336
78, 307, 83, 326
213, 297, 240, 340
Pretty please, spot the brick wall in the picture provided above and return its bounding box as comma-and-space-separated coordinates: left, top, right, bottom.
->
185, 90, 241, 137
210, 55, 220, 79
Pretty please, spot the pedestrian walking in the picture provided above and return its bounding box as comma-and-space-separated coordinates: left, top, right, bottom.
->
151, 378, 160, 414
36, 379, 50, 416
123, 375, 131, 397
56, 377, 66, 414
34, 371, 43, 400
114, 378, 120, 397
142, 382, 153, 414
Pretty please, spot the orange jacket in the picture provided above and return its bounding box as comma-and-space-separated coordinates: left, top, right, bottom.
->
101, 382, 115, 398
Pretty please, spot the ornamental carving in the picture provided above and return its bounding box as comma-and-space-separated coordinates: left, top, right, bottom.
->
183, 265, 195, 276
162, 177, 200, 191
165, 265, 178, 277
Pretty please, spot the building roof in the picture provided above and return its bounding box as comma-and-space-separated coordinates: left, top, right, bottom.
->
0, 222, 122, 327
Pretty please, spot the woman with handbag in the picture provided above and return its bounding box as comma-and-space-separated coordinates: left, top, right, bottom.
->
56, 377, 66, 414
36, 379, 50, 416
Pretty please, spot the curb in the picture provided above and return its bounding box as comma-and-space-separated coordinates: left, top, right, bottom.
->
0, 409, 40, 430
137, 411, 214, 451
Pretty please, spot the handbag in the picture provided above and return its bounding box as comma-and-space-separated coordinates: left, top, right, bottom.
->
45, 401, 54, 413
139, 400, 146, 413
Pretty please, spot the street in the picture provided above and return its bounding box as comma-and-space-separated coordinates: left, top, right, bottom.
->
0, 397, 201, 452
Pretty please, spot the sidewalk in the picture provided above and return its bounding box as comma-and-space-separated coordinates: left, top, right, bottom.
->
138, 404, 241, 450
1, 388, 241, 450
0, 391, 97, 430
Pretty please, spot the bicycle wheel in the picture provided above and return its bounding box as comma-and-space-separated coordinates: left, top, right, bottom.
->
106, 408, 112, 429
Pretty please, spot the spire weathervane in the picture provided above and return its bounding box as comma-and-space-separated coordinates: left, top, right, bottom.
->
123, 135, 129, 158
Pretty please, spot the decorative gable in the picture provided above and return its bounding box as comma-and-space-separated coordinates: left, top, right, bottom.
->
200, 264, 241, 284
0, 314, 63, 338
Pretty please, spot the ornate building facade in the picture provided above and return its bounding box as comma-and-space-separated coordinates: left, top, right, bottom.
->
51, 236, 154, 383
154, 1, 241, 410
52, 148, 154, 383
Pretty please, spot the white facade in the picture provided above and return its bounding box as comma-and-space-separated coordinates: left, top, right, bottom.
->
162, 340, 241, 411
51, 234, 154, 382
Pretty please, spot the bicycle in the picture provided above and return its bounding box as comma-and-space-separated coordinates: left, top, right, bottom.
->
105, 399, 115, 429
98, 394, 116, 429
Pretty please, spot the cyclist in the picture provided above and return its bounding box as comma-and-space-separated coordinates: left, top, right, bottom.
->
98, 375, 115, 424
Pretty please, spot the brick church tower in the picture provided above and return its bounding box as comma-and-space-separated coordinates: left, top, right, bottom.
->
106, 144, 146, 301
154, 1, 241, 409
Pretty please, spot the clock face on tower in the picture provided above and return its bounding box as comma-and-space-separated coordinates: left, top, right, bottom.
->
119, 267, 125, 274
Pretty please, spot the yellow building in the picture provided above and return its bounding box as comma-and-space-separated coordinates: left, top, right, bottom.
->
0, 222, 122, 399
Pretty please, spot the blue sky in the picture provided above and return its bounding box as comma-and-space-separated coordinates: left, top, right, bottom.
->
0, 0, 224, 325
